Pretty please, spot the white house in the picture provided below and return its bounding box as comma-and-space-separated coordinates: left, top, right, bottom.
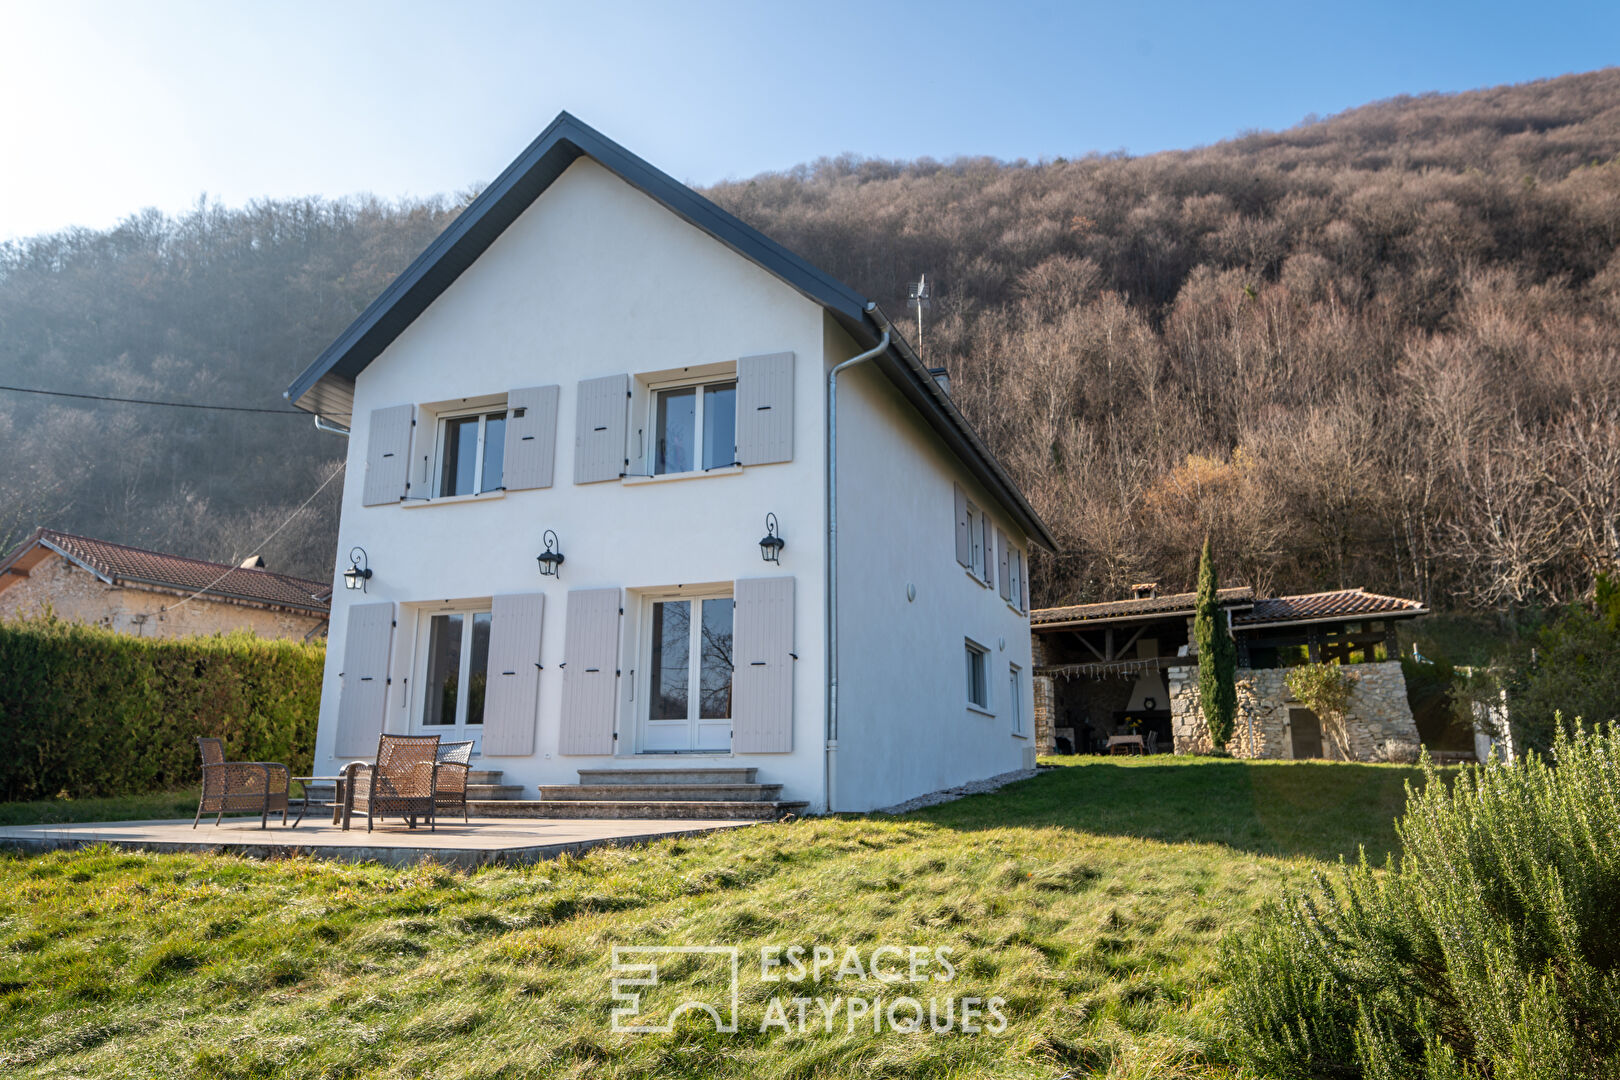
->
283, 113, 1055, 815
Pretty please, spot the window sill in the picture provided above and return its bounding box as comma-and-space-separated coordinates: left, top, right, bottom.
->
1010, 730, 1030, 740
623, 466, 743, 487
1006, 600, 1027, 617
400, 490, 507, 508
965, 568, 992, 588
966, 704, 995, 718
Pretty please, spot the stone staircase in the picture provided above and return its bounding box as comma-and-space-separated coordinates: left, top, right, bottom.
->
466, 766, 807, 820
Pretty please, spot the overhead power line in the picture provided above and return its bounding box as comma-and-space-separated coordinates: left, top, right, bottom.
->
160, 462, 347, 614
0, 384, 306, 415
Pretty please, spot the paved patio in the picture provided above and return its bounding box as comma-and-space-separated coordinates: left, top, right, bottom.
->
0, 814, 755, 868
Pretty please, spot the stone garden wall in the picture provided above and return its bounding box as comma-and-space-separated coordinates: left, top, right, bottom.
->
1169, 660, 1421, 762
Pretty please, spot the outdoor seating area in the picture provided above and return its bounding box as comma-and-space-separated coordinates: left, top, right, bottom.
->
198, 733, 477, 833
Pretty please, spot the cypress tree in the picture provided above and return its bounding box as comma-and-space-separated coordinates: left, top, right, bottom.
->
1195, 537, 1238, 751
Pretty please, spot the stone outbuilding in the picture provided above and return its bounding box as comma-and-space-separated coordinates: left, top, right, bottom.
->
0, 528, 330, 641
1030, 585, 1426, 762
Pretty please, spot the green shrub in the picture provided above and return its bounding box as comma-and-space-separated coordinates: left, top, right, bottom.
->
1506, 574, 1620, 754
1222, 725, 1620, 1078
0, 614, 323, 800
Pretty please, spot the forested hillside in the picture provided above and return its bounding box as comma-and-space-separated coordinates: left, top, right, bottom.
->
4, 69, 1619, 610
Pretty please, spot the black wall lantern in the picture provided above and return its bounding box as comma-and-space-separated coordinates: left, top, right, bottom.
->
759, 513, 785, 564
536, 529, 565, 578
343, 547, 372, 592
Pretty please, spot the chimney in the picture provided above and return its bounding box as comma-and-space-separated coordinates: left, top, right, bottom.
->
1130, 582, 1158, 600
927, 366, 951, 395
240, 555, 266, 570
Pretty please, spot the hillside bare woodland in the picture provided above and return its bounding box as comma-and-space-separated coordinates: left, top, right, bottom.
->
3, 70, 1619, 611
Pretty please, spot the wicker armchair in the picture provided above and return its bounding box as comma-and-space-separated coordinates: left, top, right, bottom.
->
344, 733, 440, 832
434, 741, 475, 824
193, 737, 290, 829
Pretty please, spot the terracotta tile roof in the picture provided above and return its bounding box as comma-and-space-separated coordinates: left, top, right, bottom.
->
5, 529, 330, 615
1031, 587, 1255, 626
1231, 588, 1427, 626
1032, 585, 1427, 630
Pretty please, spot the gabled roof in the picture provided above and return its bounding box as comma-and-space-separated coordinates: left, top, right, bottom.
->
1031, 587, 1255, 628
282, 112, 1055, 550
1231, 588, 1428, 628
0, 529, 331, 616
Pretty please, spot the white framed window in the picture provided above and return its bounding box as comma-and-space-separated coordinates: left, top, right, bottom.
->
1009, 664, 1024, 735
965, 638, 989, 711
965, 502, 986, 581
419, 607, 493, 739
640, 586, 735, 752
649, 377, 737, 475
434, 405, 508, 496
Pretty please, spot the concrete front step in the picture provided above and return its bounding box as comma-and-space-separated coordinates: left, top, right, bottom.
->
467, 770, 505, 785
538, 783, 783, 803
467, 784, 524, 800
467, 799, 806, 821
576, 767, 759, 786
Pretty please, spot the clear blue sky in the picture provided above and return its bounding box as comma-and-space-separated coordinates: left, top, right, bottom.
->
2, 0, 1616, 241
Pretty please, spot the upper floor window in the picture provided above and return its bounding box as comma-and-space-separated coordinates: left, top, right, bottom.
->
965, 502, 985, 580
437, 407, 508, 496
653, 379, 736, 475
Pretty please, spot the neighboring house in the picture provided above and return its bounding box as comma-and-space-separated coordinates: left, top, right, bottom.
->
0, 528, 330, 641
283, 112, 1055, 815
1031, 584, 1427, 762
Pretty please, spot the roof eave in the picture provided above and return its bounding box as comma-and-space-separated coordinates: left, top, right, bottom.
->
1234, 607, 1430, 631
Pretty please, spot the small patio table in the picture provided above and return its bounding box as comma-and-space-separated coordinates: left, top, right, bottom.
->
290, 775, 348, 827
1107, 734, 1145, 755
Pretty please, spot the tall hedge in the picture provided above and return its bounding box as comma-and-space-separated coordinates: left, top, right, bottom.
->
0, 615, 324, 801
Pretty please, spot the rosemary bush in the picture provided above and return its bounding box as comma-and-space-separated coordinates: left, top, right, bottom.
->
1223, 725, 1620, 1078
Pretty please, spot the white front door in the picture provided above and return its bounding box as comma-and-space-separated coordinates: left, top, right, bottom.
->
416, 608, 491, 754
642, 590, 733, 752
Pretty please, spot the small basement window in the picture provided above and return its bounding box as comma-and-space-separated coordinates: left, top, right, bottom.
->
965, 639, 989, 710
436, 406, 508, 496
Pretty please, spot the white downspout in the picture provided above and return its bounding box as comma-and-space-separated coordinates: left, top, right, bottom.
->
825, 306, 890, 814
314, 415, 351, 437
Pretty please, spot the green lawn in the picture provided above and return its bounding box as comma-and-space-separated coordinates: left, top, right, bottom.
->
0, 757, 1432, 1078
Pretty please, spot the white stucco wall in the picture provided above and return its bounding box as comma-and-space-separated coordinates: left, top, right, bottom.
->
316, 157, 831, 807
314, 155, 1040, 814
827, 319, 1036, 812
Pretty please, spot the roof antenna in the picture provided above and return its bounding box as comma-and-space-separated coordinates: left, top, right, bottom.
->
908, 274, 930, 359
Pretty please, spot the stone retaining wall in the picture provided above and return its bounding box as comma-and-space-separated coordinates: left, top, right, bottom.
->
1169, 660, 1421, 762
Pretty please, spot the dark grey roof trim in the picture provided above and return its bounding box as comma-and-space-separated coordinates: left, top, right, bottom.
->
283, 111, 1055, 549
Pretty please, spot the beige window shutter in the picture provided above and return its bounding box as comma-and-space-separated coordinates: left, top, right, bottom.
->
503, 386, 560, 491
481, 593, 545, 756
732, 576, 795, 753
557, 588, 622, 754
997, 528, 1012, 601
574, 374, 630, 484
736, 352, 795, 465
361, 405, 414, 506
954, 483, 971, 567
334, 602, 395, 757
